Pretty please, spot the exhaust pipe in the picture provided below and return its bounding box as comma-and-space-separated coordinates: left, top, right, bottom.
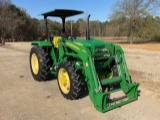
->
86, 14, 90, 40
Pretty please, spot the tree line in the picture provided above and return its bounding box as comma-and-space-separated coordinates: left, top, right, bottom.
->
0, 0, 160, 43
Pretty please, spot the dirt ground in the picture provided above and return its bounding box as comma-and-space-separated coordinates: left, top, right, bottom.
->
0, 42, 160, 120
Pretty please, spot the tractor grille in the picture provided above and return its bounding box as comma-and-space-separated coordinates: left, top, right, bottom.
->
94, 46, 110, 60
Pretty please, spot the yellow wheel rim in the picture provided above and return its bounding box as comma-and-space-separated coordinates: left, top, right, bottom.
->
58, 68, 70, 94
31, 53, 39, 75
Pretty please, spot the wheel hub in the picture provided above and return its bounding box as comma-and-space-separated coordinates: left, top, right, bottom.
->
58, 68, 70, 94
31, 53, 39, 75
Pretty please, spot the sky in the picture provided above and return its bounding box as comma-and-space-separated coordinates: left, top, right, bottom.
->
11, 0, 117, 22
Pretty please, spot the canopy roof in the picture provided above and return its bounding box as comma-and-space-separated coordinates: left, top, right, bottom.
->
40, 9, 84, 18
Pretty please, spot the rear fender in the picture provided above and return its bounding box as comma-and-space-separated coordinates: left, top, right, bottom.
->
31, 41, 52, 47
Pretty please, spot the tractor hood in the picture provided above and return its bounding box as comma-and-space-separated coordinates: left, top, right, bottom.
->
66, 38, 111, 57
70, 37, 107, 48
73, 39, 105, 48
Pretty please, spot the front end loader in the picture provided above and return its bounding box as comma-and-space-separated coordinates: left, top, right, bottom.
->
29, 9, 139, 112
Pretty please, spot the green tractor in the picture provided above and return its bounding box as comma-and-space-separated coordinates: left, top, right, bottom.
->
29, 9, 139, 113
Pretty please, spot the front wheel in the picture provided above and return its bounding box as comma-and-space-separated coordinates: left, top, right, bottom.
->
57, 62, 82, 100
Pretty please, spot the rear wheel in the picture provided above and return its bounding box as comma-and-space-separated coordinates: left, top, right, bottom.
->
30, 46, 51, 81
57, 62, 82, 100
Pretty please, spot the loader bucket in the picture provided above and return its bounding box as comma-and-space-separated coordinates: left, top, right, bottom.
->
94, 81, 139, 112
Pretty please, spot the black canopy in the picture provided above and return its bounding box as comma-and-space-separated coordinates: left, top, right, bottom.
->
40, 9, 84, 18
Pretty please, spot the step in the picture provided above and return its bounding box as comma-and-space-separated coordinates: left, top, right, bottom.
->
101, 76, 122, 86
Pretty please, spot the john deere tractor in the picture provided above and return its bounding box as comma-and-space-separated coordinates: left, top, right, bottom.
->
29, 9, 139, 112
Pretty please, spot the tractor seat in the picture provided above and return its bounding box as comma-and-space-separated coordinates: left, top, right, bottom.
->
53, 36, 62, 48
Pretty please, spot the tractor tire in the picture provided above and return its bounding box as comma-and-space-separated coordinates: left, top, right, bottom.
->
57, 62, 82, 100
29, 46, 51, 81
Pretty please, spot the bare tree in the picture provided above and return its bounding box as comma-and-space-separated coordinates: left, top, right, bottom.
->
110, 0, 160, 43
76, 18, 86, 37
0, 0, 11, 38
0, 0, 11, 7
